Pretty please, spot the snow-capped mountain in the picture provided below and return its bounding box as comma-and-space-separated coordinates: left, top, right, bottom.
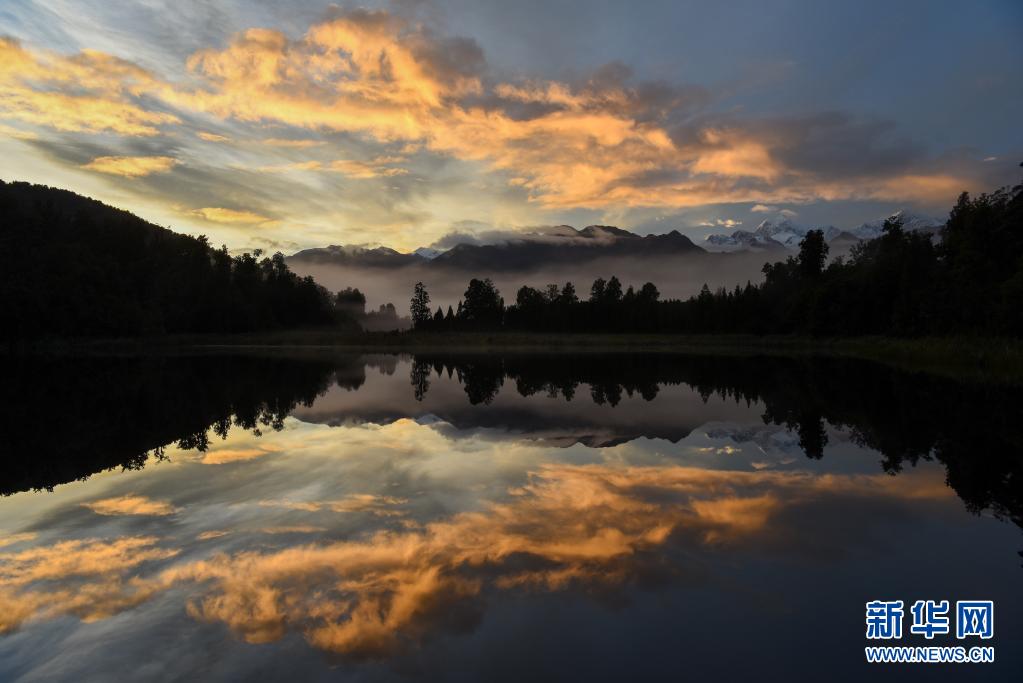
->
846, 210, 943, 241
705, 218, 821, 251
704, 211, 942, 252
413, 247, 442, 260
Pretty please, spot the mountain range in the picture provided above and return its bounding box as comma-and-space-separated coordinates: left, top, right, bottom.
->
288, 211, 945, 272
704, 211, 943, 251
289, 225, 705, 272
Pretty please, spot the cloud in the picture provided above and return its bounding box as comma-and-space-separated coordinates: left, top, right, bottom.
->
259, 526, 327, 535
1, 8, 1007, 249
151, 11, 980, 210
0, 533, 37, 548
697, 218, 742, 228
327, 159, 409, 179
0, 37, 179, 136
200, 447, 278, 465
246, 158, 409, 178
82, 155, 178, 177
751, 204, 777, 213
259, 494, 407, 516
82, 495, 179, 516
191, 207, 274, 224
263, 138, 324, 148
0, 123, 38, 140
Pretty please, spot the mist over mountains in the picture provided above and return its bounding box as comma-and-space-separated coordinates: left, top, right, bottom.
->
285, 212, 944, 309
290, 225, 703, 271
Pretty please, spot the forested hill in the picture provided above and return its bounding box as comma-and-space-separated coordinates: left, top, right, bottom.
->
0, 181, 337, 340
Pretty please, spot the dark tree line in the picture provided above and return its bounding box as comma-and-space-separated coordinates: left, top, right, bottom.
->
0, 181, 358, 340
411, 176, 1023, 336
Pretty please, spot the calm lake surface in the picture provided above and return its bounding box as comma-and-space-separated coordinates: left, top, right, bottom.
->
0, 351, 1020, 681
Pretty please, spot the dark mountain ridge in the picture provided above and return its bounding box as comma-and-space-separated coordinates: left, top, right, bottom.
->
0, 180, 337, 340
289, 224, 704, 272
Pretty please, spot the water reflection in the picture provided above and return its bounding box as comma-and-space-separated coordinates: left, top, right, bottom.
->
0, 352, 1021, 680
3, 352, 1020, 528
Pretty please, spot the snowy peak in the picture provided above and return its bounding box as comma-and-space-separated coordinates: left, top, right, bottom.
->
753, 218, 809, 248
413, 247, 442, 260
705, 210, 942, 252
849, 211, 943, 240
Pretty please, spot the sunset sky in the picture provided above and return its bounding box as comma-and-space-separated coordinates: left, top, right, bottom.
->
1, 0, 1020, 252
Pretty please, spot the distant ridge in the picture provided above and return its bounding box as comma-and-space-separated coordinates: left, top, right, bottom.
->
289, 224, 705, 272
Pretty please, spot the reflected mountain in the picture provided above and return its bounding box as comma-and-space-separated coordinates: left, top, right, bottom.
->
1, 351, 1021, 531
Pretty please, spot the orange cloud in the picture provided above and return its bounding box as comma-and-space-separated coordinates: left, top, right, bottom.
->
201, 447, 279, 465
0, 38, 178, 136
0, 533, 37, 548
0, 13, 984, 235
82, 155, 178, 177
82, 495, 179, 516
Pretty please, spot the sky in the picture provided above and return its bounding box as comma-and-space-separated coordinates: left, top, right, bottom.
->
0, 0, 1020, 252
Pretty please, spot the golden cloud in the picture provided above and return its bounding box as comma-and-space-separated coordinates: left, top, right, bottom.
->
197, 131, 229, 142
0, 38, 178, 136
191, 207, 274, 224
82, 494, 179, 516
0, 13, 984, 231
82, 155, 178, 177
0, 533, 37, 548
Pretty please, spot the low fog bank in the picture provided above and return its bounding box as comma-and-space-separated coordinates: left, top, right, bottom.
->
289, 251, 781, 313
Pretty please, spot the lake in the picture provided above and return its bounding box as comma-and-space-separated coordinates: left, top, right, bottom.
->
0, 351, 1020, 681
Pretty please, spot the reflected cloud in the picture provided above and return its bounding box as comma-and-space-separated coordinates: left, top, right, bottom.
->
201, 446, 280, 465
0, 536, 178, 633
0, 461, 951, 656
259, 494, 407, 516
83, 495, 180, 516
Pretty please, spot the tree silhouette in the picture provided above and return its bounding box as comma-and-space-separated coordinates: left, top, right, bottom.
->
797, 229, 828, 279
410, 282, 431, 329
460, 278, 504, 328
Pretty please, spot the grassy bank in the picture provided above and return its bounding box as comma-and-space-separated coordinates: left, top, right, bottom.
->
15, 330, 1023, 384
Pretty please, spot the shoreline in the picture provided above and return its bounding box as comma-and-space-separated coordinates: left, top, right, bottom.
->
7, 331, 1023, 384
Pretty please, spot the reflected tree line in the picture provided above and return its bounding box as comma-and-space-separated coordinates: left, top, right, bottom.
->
0, 354, 367, 494
2, 352, 1020, 536
410, 352, 1023, 529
